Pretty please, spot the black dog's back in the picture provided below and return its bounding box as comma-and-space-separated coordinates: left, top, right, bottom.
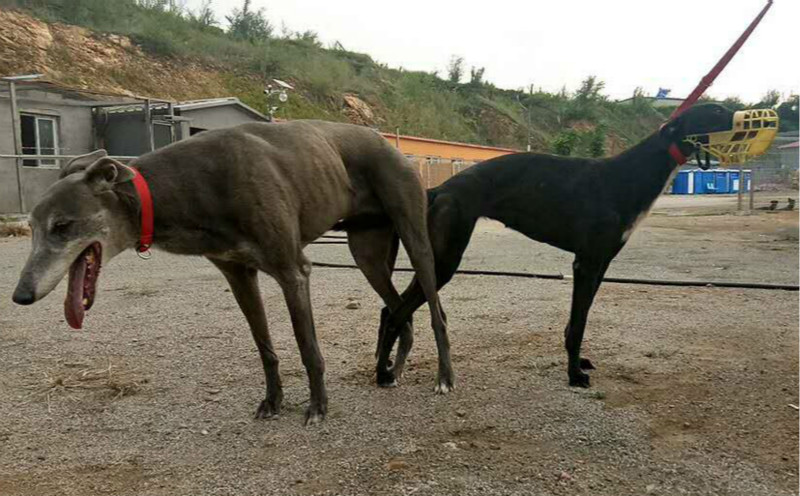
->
430, 152, 608, 254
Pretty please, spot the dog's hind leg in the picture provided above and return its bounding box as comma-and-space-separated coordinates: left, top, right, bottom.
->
563, 256, 611, 388
372, 164, 452, 394
274, 254, 327, 425
379, 193, 478, 383
209, 258, 283, 419
347, 227, 413, 383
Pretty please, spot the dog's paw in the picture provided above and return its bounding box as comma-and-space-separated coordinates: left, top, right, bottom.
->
389, 362, 406, 380
434, 382, 453, 395
569, 371, 591, 388
377, 368, 397, 388
434, 374, 454, 395
304, 404, 326, 426
579, 358, 596, 370
255, 398, 281, 420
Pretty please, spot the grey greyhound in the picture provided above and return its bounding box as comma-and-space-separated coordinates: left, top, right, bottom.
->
11, 120, 449, 425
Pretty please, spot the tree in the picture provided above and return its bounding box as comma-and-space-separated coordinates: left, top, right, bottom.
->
226, 0, 273, 43
564, 76, 606, 123
588, 125, 607, 158
552, 130, 579, 156
757, 89, 780, 108
469, 66, 485, 86
188, 0, 217, 30
447, 55, 464, 84
574, 75, 605, 103
293, 30, 322, 48
777, 94, 799, 132
137, 0, 170, 10
721, 96, 746, 111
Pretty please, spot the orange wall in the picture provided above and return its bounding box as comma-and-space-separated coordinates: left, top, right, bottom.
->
380, 133, 518, 162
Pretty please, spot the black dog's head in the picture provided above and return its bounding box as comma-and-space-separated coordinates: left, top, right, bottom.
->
659, 103, 735, 169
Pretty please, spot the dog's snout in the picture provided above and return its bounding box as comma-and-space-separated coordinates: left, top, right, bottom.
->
12, 287, 35, 305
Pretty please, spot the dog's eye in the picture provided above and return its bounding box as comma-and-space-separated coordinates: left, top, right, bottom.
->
50, 220, 74, 235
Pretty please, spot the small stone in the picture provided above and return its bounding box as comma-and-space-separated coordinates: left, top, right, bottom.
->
386, 459, 410, 471
683, 422, 691, 428
456, 409, 466, 417
201, 429, 209, 435
442, 442, 458, 450
345, 301, 361, 310
646, 483, 658, 493
559, 471, 572, 481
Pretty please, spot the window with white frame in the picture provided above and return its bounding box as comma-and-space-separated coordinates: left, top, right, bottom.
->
21, 114, 59, 167
426, 156, 442, 165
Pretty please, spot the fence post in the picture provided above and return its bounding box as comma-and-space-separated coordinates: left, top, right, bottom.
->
749, 167, 755, 211
8, 81, 25, 213
144, 99, 154, 152
737, 163, 745, 212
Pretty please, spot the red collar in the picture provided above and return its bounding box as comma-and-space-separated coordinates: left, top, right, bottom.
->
130, 167, 154, 253
668, 143, 688, 165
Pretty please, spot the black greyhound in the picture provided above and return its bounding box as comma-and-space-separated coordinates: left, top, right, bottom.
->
358, 103, 734, 391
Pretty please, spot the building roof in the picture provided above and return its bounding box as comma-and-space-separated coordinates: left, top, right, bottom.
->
0, 78, 168, 106
379, 132, 519, 153
175, 97, 267, 121
617, 95, 686, 104
778, 141, 799, 149
101, 97, 268, 121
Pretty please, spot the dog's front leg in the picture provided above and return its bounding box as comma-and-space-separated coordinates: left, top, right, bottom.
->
564, 257, 607, 388
277, 259, 328, 425
209, 258, 283, 418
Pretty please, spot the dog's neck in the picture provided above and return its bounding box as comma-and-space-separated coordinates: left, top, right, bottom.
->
607, 132, 685, 214
118, 161, 223, 256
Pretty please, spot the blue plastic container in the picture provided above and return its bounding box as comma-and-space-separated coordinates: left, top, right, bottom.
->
713, 170, 730, 194
730, 171, 751, 193
672, 170, 691, 194
693, 171, 716, 194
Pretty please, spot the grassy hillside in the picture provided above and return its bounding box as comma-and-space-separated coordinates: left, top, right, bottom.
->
0, 0, 700, 156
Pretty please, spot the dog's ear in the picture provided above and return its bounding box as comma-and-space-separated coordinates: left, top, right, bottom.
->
84, 157, 136, 194
60, 149, 108, 179
659, 115, 685, 142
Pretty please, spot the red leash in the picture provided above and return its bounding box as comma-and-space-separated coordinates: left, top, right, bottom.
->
130, 167, 154, 253
663, 0, 772, 164
670, 0, 773, 119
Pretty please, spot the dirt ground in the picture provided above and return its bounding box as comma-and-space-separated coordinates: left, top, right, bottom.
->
0, 193, 797, 496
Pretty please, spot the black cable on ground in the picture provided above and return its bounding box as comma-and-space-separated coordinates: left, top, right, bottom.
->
310, 261, 799, 291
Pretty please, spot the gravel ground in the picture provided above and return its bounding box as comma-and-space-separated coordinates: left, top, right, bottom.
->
0, 195, 797, 496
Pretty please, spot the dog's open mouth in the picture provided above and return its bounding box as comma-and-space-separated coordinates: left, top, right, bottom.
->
64, 242, 102, 329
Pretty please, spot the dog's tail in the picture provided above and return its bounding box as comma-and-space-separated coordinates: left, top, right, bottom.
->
333, 189, 439, 232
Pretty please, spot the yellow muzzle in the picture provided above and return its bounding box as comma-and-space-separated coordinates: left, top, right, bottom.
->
685, 108, 779, 165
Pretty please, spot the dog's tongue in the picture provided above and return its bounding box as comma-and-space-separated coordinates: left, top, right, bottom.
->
65, 255, 87, 329
64, 243, 101, 330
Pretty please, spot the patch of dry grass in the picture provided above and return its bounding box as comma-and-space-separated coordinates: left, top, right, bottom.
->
27, 361, 146, 410
0, 222, 30, 237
